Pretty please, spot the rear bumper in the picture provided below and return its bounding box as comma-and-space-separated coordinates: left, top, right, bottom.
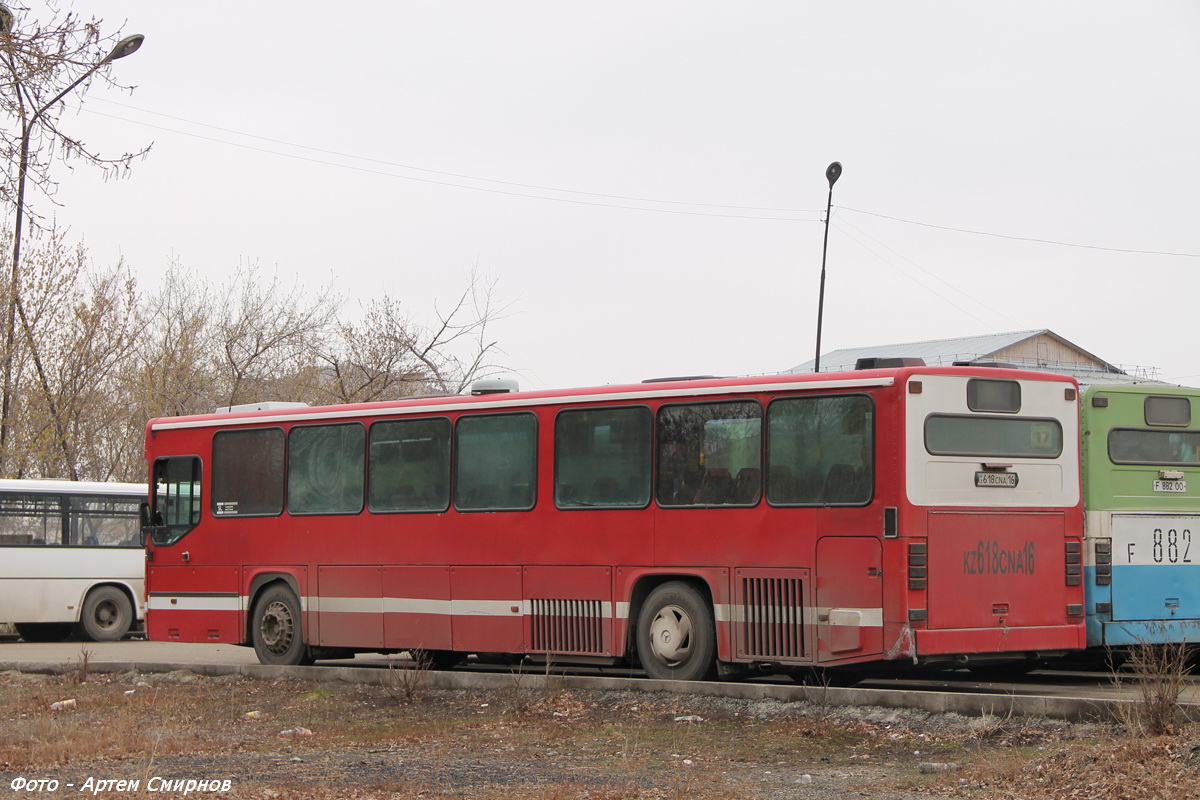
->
914, 623, 1086, 657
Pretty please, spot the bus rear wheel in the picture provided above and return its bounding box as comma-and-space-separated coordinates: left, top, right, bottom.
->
636, 582, 717, 682
15, 622, 74, 642
251, 584, 315, 666
76, 586, 134, 641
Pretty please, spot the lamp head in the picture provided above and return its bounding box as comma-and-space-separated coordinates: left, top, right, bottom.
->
826, 161, 842, 189
102, 34, 144, 63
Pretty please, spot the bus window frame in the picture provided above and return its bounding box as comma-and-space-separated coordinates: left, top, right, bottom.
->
924, 413, 1064, 459
764, 392, 875, 508
1144, 395, 1191, 427
211, 426, 286, 518
1107, 426, 1200, 466
654, 397, 764, 510
66, 493, 143, 548
149, 455, 203, 546
367, 415, 453, 515
453, 411, 539, 513
966, 378, 1022, 414
553, 404, 653, 511
286, 421, 367, 517
0, 492, 62, 546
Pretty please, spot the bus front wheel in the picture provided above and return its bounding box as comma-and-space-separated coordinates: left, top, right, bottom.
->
636, 582, 717, 682
76, 586, 134, 642
251, 584, 315, 666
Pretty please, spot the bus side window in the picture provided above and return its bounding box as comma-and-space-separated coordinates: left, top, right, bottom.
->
288, 423, 366, 515
1, 494, 62, 545
767, 395, 874, 506
455, 413, 537, 512
368, 417, 452, 513
655, 401, 762, 507
212, 429, 283, 516
555, 407, 651, 509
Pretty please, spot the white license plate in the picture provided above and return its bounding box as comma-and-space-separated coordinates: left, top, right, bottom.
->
975, 471, 1018, 488
1154, 480, 1188, 493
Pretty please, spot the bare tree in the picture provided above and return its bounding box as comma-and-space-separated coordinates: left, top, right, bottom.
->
127, 263, 222, 415
0, 5, 148, 475
309, 269, 509, 404
214, 264, 340, 409
399, 268, 508, 395
0, 227, 137, 479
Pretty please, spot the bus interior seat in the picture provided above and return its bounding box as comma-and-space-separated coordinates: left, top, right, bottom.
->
823, 464, 865, 503
696, 468, 733, 504
735, 467, 761, 504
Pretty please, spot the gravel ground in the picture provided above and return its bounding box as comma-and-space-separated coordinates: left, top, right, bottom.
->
0, 668, 1196, 799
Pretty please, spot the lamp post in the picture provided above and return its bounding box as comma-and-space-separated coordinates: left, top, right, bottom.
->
0, 10, 144, 466
812, 161, 842, 374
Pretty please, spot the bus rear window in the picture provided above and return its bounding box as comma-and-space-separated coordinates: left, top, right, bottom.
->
967, 379, 1021, 413
1145, 396, 1191, 427
1109, 429, 1200, 465
925, 415, 1062, 458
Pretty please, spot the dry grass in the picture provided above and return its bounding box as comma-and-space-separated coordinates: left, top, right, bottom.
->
0, 668, 1194, 799
1111, 633, 1194, 736
946, 735, 1200, 800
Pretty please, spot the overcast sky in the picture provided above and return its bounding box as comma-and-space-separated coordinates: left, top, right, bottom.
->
24, 2, 1200, 391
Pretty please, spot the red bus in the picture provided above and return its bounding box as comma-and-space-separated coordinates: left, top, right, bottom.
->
142, 364, 1085, 679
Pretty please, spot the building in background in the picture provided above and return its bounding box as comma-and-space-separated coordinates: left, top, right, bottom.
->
787, 329, 1166, 386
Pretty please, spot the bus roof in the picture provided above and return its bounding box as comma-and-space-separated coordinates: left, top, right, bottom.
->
0, 478, 146, 497
146, 365, 1078, 434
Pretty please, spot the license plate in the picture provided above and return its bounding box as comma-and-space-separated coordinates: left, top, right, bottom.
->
975, 471, 1018, 488
1154, 480, 1188, 493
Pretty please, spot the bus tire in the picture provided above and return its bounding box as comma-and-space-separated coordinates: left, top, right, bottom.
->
636, 582, 717, 682
15, 622, 74, 642
251, 584, 315, 666
76, 586, 134, 642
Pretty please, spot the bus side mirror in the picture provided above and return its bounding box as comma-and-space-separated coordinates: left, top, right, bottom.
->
140, 502, 155, 545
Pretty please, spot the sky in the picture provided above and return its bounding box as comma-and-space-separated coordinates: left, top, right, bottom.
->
15, 1, 1200, 392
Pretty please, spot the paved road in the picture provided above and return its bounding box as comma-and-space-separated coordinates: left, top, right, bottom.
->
0, 638, 388, 667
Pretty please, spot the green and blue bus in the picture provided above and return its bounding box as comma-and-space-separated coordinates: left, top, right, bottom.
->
1081, 384, 1200, 648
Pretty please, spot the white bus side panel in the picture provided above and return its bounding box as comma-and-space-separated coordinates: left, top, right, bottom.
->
0, 547, 145, 624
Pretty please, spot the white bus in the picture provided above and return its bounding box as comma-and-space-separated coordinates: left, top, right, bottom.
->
0, 479, 146, 642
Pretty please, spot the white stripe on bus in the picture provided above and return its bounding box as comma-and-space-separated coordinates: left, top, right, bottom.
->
280, 598, 884, 628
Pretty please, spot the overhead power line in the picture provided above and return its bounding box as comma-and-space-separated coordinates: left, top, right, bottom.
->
87, 99, 821, 222
839, 206, 1200, 259
84, 99, 1200, 256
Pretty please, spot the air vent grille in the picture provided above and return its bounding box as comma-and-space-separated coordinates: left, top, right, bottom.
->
741, 577, 804, 659
530, 599, 604, 653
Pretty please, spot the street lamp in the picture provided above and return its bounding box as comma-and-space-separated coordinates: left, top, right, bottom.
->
812, 161, 842, 374
0, 10, 145, 465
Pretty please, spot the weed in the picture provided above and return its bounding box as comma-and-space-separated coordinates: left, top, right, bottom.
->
1111, 624, 1193, 735
509, 659, 535, 716
383, 648, 431, 702
64, 647, 93, 685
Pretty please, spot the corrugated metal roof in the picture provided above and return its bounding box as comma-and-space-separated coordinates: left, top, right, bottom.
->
784, 329, 1170, 385
786, 330, 1050, 373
